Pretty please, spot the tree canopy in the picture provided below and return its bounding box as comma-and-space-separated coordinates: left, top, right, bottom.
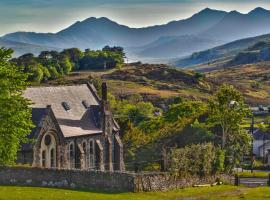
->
11, 46, 125, 83
0, 48, 34, 165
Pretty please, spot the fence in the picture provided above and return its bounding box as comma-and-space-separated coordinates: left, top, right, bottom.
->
235, 174, 270, 187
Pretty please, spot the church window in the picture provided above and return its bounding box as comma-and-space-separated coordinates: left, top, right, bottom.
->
82, 142, 87, 154
89, 140, 95, 168
50, 148, 55, 168
42, 150, 46, 167
69, 143, 75, 168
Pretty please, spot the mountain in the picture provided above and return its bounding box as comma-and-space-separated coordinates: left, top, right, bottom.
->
2, 7, 270, 60
135, 35, 222, 58
201, 7, 270, 41
174, 33, 270, 71
1, 8, 227, 58
0, 38, 60, 57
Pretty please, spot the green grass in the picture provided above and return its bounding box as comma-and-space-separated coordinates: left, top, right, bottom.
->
1, 185, 270, 200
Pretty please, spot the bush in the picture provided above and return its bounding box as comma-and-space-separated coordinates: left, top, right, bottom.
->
168, 143, 224, 177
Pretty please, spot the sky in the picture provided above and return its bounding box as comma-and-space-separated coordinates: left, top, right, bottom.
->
1, 0, 270, 36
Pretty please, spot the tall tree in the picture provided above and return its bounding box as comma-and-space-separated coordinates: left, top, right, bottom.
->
207, 84, 250, 148
0, 48, 34, 165
207, 84, 251, 170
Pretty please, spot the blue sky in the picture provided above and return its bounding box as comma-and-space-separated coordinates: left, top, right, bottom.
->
1, 0, 270, 36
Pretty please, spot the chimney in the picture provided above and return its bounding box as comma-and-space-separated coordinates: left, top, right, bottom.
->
102, 82, 107, 101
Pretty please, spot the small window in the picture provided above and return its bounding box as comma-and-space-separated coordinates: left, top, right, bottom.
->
50, 149, 55, 168
69, 143, 75, 169
69, 144, 74, 158
89, 140, 95, 167
82, 100, 89, 109
42, 150, 46, 167
62, 102, 71, 111
82, 142, 87, 153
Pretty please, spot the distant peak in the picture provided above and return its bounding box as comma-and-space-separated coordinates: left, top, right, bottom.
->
227, 10, 242, 16
198, 7, 220, 14
249, 7, 270, 15
83, 17, 112, 23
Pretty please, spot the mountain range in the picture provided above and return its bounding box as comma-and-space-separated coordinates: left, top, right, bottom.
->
2, 7, 270, 61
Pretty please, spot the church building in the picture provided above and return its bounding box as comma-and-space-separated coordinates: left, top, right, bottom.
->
17, 82, 125, 171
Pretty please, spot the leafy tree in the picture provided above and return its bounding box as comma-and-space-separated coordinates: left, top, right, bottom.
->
0, 48, 34, 165
206, 84, 251, 170
61, 48, 83, 70
28, 64, 44, 83
207, 84, 250, 148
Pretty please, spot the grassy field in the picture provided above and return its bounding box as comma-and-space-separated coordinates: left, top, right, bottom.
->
1, 186, 270, 200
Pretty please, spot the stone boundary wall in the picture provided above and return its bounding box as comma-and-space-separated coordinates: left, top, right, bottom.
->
0, 167, 233, 192
134, 173, 234, 192
0, 167, 134, 192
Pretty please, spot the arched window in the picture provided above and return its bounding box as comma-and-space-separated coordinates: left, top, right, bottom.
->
69, 143, 75, 169
42, 150, 46, 167
50, 148, 55, 168
40, 132, 57, 168
82, 141, 87, 168
82, 142, 87, 154
89, 140, 95, 168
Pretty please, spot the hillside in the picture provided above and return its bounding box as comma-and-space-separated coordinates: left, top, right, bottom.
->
44, 62, 270, 106
175, 33, 270, 70
206, 62, 270, 105
3, 7, 270, 60
46, 64, 213, 106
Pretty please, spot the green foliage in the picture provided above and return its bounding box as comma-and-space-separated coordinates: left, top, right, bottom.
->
0, 48, 34, 165
214, 149, 225, 173
169, 143, 222, 176
11, 46, 125, 83
206, 84, 251, 171
165, 101, 207, 123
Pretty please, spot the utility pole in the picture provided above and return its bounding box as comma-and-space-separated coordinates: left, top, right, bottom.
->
251, 115, 254, 173
104, 61, 107, 70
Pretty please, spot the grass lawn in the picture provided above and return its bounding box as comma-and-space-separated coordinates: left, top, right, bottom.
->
1, 185, 270, 200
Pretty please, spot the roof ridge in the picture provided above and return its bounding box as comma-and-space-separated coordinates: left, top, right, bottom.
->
27, 84, 87, 88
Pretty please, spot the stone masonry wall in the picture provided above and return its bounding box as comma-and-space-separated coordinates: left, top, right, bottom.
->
0, 167, 233, 192
0, 167, 134, 192
134, 173, 234, 192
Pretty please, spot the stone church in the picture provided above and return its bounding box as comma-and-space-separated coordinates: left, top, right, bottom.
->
17, 82, 125, 171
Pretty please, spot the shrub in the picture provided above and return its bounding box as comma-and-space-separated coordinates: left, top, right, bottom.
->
168, 143, 224, 177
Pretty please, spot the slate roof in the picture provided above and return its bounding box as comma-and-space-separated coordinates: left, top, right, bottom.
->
252, 129, 270, 140
24, 84, 103, 138
21, 107, 49, 151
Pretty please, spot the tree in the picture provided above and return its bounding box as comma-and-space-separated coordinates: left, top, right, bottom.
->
207, 84, 251, 170
207, 84, 250, 148
0, 48, 34, 165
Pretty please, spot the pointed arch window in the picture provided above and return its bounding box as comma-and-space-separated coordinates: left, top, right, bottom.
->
50, 148, 55, 168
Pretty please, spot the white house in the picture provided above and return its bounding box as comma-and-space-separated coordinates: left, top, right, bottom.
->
252, 129, 270, 159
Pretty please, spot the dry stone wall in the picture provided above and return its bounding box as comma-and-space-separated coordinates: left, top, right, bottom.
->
0, 167, 233, 192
